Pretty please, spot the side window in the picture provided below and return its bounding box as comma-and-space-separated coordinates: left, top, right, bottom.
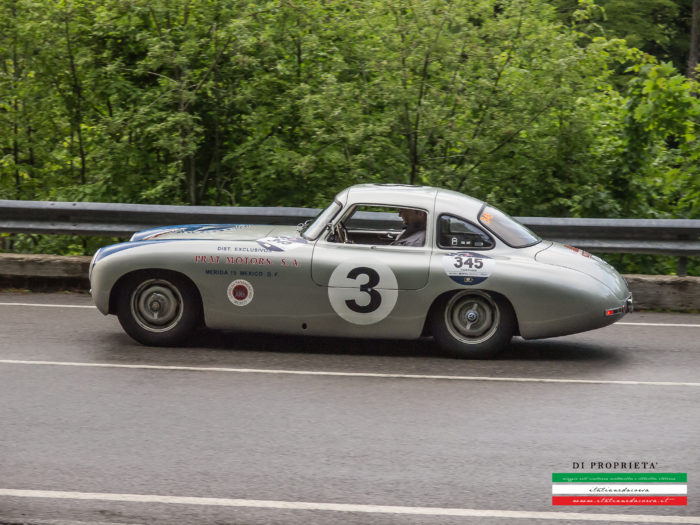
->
343, 206, 404, 230
437, 215, 494, 249
327, 205, 427, 247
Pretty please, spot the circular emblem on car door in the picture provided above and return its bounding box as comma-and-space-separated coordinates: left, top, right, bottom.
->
227, 279, 254, 306
328, 260, 398, 325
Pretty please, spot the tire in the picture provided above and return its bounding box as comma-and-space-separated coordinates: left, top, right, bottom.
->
116, 272, 201, 346
430, 290, 515, 359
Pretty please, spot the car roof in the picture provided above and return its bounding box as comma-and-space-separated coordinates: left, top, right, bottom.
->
343, 184, 485, 219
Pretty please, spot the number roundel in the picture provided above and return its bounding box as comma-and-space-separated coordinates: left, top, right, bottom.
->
442, 252, 495, 285
328, 260, 398, 325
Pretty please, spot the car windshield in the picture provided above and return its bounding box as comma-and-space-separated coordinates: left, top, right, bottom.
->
301, 200, 342, 240
478, 204, 540, 248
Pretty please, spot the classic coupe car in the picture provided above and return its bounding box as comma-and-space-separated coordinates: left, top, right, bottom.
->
90, 184, 633, 358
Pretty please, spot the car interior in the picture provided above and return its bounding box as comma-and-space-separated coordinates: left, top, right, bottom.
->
327, 205, 426, 246
437, 215, 494, 249
326, 206, 495, 249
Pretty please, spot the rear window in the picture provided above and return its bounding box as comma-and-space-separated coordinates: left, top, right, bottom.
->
437, 215, 494, 249
478, 205, 540, 248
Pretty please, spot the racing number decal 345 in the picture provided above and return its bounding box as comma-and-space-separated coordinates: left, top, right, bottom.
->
328, 260, 398, 325
442, 252, 495, 285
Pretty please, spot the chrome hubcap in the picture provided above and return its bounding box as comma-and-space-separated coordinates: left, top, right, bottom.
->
445, 292, 499, 344
131, 279, 183, 332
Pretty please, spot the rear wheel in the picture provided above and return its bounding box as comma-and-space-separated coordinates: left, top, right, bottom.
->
116, 272, 201, 346
430, 291, 515, 359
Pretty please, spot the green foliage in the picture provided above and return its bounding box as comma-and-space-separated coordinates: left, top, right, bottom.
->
600, 253, 699, 277
552, 0, 692, 70
0, 0, 698, 275
2, 233, 123, 257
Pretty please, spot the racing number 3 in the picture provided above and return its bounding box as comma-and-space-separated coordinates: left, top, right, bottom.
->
345, 267, 381, 313
327, 260, 398, 325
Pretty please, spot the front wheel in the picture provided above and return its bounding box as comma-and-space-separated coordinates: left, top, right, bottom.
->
430, 291, 515, 359
116, 272, 201, 346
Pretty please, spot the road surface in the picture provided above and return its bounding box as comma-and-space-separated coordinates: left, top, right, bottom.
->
0, 292, 698, 524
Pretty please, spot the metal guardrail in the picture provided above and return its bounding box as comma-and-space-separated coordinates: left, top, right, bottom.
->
0, 200, 315, 236
1, 199, 698, 274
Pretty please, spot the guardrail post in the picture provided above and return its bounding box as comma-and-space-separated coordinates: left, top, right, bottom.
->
678, 256, 688, 277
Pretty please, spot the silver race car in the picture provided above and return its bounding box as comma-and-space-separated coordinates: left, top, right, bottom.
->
90, 184, 633, 358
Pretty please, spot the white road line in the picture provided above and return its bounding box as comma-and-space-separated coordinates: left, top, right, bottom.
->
617, 322, 700, 328
0, 489, 698, 523
0, 302, 95, 309
1, 359, 699, 387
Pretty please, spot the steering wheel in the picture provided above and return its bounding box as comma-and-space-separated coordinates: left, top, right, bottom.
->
334, 223, 348, 243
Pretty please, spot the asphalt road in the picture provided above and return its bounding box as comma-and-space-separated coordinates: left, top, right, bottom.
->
0, 292, 698, 525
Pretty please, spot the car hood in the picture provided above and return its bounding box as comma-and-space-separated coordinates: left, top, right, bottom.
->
535, 242, 629, 300
130, 224, 298, 241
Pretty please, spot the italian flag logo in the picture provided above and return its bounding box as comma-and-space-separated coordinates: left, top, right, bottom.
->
552, 473, 687, 505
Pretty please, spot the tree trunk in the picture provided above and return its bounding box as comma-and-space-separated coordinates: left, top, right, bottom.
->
64, 11, 87, 184
689, 0, 700, 79
11, 0, 21, 196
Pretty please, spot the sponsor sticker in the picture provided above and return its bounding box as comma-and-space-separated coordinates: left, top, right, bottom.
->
442, 252, 495, 285
227, 279, 254, 306
564, 244, 610, 266
257, 236, 308, 252
564, 245, 593, 258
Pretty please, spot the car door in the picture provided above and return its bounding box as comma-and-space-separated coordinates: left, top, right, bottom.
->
310, 205, 432, 327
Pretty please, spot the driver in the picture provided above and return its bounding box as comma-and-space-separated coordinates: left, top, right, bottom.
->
392, 208, 426, 247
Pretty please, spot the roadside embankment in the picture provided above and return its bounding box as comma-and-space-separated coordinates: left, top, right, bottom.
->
623, 274, 699, 311
0, 253, 92, 292
0, 253, 697, 311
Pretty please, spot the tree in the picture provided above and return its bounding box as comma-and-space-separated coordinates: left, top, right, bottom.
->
689, 0, 699, 77
0, 0, 697, 231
